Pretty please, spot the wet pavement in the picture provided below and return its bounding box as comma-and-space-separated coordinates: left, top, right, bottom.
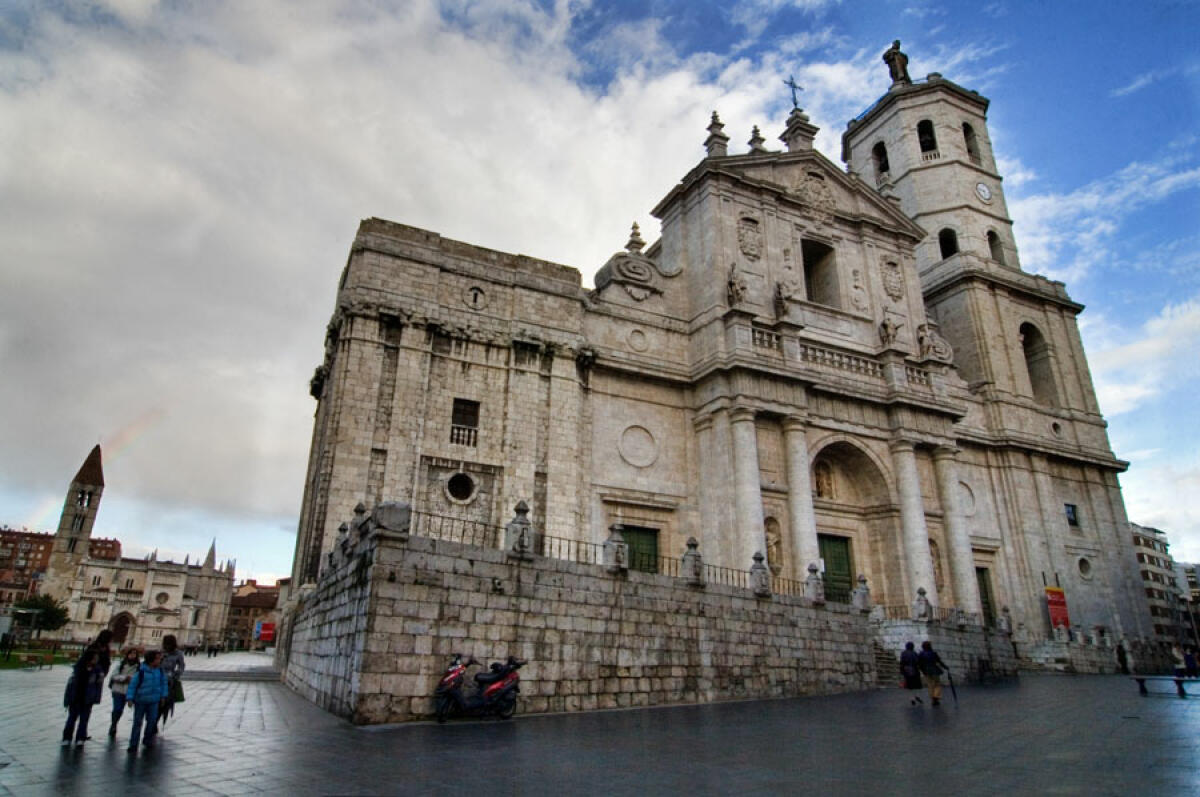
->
1, 652, 1198, 795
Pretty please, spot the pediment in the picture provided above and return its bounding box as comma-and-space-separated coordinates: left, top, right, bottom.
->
706, 151, 924, 240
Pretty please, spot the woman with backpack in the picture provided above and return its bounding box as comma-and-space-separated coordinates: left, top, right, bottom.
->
124, 649, 168, 752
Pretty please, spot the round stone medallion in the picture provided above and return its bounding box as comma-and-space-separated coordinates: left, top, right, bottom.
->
618, 425, 658, 468
628, 328, 649, 352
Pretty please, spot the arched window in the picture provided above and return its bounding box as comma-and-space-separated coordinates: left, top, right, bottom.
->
1019, 323, 1058, 407
86, 601, 95, 620
872, 142, 890, 178
917, 120, 938, 153
938, 228, 959, 259
987, 230, 1005, 263
963, 123, 981, 164
801, 238, 841, 308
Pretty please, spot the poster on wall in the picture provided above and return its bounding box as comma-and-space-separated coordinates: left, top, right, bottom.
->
1045, 586, 1070, 629
259, 622, 275, 642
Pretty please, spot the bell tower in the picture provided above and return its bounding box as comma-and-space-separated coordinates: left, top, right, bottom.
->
841, 43, 1148, 642
42, 445, 105, 600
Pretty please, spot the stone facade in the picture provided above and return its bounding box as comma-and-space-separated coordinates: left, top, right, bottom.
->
285, 44, 1154, 701
40, 446, 234, 649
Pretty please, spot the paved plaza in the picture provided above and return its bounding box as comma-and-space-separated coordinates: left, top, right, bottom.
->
1, 653, 1198, 795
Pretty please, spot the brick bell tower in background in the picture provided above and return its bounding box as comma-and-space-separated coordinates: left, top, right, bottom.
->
40, 445, 105, 601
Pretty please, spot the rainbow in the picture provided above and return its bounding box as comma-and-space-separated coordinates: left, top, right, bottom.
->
22, 407, 167, 531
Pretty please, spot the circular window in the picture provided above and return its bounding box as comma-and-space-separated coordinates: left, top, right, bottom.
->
1078, 558, 1092, 579
155, 592, 169, 605
446, 472, 476, 503
1051, 422, 1062, 437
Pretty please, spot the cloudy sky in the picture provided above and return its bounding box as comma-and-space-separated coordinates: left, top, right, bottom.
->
2, 0, 1198, 583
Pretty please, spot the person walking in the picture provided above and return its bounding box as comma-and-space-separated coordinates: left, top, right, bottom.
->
158, 634, 186, 729
106, 648, 140, 738
900, 642, 923, 705
125, 650, 168, 752
61, 650, 105, 746
917, 640, 950, 706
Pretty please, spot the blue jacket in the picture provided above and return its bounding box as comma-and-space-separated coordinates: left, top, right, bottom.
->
126, 663, 169, 704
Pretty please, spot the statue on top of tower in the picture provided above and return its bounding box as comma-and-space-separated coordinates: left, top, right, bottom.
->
883, 40, 911, 86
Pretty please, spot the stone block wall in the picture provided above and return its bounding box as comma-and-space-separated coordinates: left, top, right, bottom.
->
874, 618, 1020, 682
282, 527, 878, 725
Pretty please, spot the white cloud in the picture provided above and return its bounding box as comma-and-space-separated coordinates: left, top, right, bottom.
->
1087, 296, 1200, 417
1009, 156, 1200, 283
1111, 63, 1200, 98
1121, 461, 1200, 562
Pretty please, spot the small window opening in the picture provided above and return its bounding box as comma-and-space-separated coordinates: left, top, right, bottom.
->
1065, 503, 1079, 527
917, 120, 938, 153
871, 142, 890, 179
1020, 323, 1058, 407
450, 398, 480, 447
67, 537, 78, 553
938, 228, 959, 259
801, 239, 840, 308
71, 514, 85, 532
446, 472, 476, 502
125, 578, 134, 589
987, 231, 1005, 263
91, 575, 101, 586
86, 601, 95, 620
963, 123, 981, 164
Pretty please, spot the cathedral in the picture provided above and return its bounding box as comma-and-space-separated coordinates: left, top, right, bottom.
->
289, 44, 1150, 661
40, 446, 234, 649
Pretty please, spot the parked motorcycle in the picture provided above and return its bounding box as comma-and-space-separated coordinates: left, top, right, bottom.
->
434, 654, 526, 722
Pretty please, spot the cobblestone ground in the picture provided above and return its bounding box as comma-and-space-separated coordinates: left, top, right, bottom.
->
1, 653, 1198, 796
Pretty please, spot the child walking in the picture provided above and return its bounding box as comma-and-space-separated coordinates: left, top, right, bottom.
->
125, 650, 168, 752
107, 648, 140, 738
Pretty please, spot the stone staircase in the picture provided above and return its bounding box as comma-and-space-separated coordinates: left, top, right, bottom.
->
873, 642, 898, 688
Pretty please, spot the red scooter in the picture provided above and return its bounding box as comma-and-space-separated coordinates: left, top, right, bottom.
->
434, 654, 526, 723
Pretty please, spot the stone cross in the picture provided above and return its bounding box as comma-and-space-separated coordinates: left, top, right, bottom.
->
783, 76, 803, 109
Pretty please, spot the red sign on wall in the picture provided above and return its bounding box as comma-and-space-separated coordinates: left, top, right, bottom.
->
258, 622, 275, 642
1045, 587, 1070, 629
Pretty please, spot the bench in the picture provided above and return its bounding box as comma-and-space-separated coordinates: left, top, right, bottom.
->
1132, 676, 1199, 698
20, 654, 54, 670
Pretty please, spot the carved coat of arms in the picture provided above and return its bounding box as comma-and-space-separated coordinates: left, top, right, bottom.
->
737, 217, 762, 260
880, 258, 904, 302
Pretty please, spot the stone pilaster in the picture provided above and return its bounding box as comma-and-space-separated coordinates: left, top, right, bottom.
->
730, 407, 766, 569
933, 446, 983, 616
889, 439, 938, 606
782, 416, 819, 578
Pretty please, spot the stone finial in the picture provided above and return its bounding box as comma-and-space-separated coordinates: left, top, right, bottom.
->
750, 551, 771, 597
603, 523, 629, 574
505, 500, 534, 561
851, 573, 872, 612
804, 561, 825, 604
625, 222, 645, 253
681, 537, 705, 587
372, 502, 412, 539
996, 605, 1012, 634
354, 502, 367, 518
704, 111, 730, 158
911, 586, 931, 622
748, 125, 768, 153
779, 106, 818, 152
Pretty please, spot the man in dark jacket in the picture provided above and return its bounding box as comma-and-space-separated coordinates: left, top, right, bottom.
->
917, 641, 950, 706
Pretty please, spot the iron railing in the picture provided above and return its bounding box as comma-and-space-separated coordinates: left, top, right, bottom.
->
404, 511, 854, 604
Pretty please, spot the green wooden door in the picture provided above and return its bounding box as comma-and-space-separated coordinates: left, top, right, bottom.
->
623, 526, 659, 574
818, 534, 853, 602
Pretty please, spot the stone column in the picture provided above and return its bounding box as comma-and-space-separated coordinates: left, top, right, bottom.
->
889, 439, 938, 606
729, 407, 766, 568
933, 446, 982, 616
782, 416, 820, 578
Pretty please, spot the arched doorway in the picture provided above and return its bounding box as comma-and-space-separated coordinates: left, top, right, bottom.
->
109, 612, 134, 645
808, 440, 902, 604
